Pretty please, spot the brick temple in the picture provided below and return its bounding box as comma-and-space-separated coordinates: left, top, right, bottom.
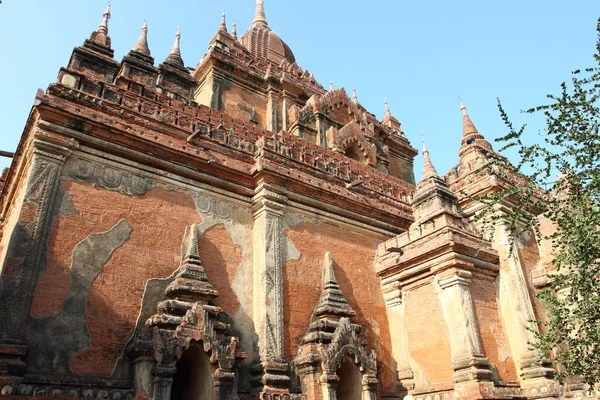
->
0, 2, 583, 399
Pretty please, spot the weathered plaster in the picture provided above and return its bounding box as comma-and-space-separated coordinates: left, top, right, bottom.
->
26, 219, 131, 373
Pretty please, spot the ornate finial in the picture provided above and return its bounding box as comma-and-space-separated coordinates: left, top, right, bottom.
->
352, 88, 358, 103
253, 0, 268, 26
164, 225, 218, 303
421, 136, 439, 180
313, 252, 355, 319
459, 96, 467, 115
322, 252, 336, 288
171, 27, 181, 54
164, 27, 185, 68
219, 12, 227, 32
98, 2, 111, 35
232, 22, 238, 39
384, 98, 391, 116
329, 81, 334, 91
132, 20, 151, 55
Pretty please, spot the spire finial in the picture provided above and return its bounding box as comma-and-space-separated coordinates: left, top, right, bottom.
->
131, 20, 151, 55
98, 2, 111, 35
323, 252, 336, 288
253, 0, 268, 26
459, 96, 467, 116
219, 12, 227, 32
171, 27, 181, 54
384, 98, 391, 116
232, 22, 238, 39
352, 88, 358, 103
329, 81, 334, 91
164, 27, 185, 68
421, 136, 439, 180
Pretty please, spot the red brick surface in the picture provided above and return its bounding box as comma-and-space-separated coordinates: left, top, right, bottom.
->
30, 181, 201, 375
284, 222, 397, 391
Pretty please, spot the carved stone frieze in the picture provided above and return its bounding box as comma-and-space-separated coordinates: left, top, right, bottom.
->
193, 192, 252, 224
64, 157, 152, 195
63, 155, 253, 225
2, 383, 134, 399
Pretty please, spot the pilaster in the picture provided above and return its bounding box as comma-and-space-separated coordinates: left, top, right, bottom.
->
491, 220, 556, 389
0, 136, 72, 379
151, 364, 176, 400
266, 89, 280, 133
380, 279, 414, 395
281, 91, 292, 132
210, 75, 224, 110
315, 114, 326, 148
252, 186, 290, 393
435, 269, 492, 384
320, 374, 338, 400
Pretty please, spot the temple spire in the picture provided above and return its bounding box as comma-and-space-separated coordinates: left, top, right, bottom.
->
253, 0, 268, 26
98, 3, 110, 36
458, 99, 493, 156
219, 12, 227, 32
232, 22, 238, 39
384, 98, 391, 117
88, 3, 113, 50
329, 81, 334, 91
164, 27, 184, 68
352, 88, 358, 104
132, 21, 151, 55
460, 100, 480, 141
421, 138, 439, 180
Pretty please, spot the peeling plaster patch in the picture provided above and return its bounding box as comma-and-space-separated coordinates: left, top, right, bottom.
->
26, 220, 132, 374
58, 189, 78, 216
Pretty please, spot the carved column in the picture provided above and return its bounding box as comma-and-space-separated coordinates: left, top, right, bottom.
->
380, 279, 414, 395
0, 137, 72, 377
210, 75, 224, 110
152, 363, 176, 400
491, 220, 555, 388
252, 186, 290, 393
214, 368, 236, 399
315, 114, 327, 148
281, 91, 291, 132
266, 88, 280, 133
435, 269, 493, 384
362, 375, 378, 400
320, 373, 339, 400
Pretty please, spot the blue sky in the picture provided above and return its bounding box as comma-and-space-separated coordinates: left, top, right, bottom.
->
0, 1, 598, 180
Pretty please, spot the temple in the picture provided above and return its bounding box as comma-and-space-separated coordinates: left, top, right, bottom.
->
0, 2, 586, 399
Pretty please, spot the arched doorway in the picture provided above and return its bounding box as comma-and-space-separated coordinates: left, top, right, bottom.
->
171, 344, 215, 400
336, 355, 362, 400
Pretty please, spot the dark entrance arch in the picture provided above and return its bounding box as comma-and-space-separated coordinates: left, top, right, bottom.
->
171, 344, 215, 400
336, 355, 362, 400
